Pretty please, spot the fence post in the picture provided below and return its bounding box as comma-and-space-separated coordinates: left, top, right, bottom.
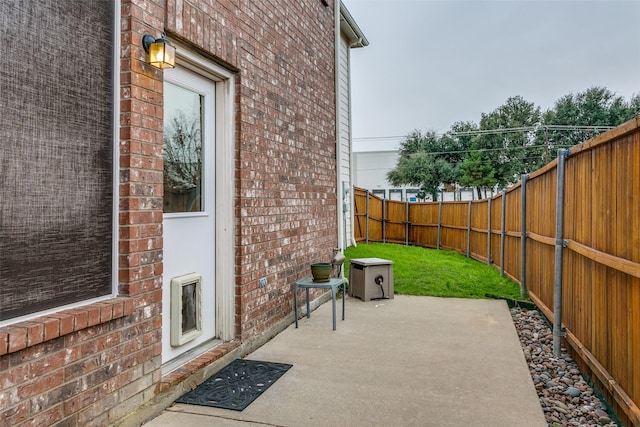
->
500, 189, 506, 277
466, 201, 472, 258
437, 201, 442, 250
487, 197, 492, 265
365, 190, 369, 244
520, 174, 528, 297
405, 199, 409, 246
382, 199, 386, 243
553, 149, 568, 357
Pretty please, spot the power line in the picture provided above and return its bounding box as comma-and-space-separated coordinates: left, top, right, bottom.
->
450, 125, 614, 137
451, 126, 537, 136
353, 135, 406, 141
408, 143, 569, 156
355, 144, 574, 171
353, 125, 615, 141
542, 125, 616, 130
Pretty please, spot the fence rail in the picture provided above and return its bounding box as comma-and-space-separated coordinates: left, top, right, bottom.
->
353, 116, 640, 427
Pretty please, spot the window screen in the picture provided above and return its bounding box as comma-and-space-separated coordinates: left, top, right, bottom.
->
0, 1, 114, 320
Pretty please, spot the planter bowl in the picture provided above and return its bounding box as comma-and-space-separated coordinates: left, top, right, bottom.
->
310, 263, 332, 282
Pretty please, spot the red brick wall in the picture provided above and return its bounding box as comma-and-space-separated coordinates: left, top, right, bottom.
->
1, 0, 339, 425
165, 0, 339, 341
0, 300, 142, 426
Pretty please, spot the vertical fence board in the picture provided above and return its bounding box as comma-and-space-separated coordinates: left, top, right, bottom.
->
408, 202, 439, 248
564, 151, 593, 351
490, 194, 502, 268
367, 192, 384, 242
633, 274, 640, 409
353, 187, 367, 242
526, 166, 557, 312
632, 129, 640, 408
440, 202, 469, 254
613, 136, 636, 406
591, 143, 612, 376
469, 200, 489, 262
504, 185, 521, 282
385, 199, 407, 243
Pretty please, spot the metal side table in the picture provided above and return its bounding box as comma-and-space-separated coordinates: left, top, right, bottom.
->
294, 277, 347, 330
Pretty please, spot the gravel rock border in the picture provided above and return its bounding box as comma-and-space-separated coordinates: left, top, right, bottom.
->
510, 307, 618, 426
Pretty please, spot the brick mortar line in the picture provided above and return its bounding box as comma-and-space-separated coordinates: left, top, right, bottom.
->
0, 297, 135, 356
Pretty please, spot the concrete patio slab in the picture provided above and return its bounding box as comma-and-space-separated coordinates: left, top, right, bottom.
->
144, 295, 546, 427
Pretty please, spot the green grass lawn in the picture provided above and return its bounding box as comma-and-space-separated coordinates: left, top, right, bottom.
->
344, 243, 525, 300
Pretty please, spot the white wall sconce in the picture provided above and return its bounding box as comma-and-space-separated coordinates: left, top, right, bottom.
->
142, 32, 176, 69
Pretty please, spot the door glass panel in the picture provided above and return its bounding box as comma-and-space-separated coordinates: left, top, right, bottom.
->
163, 82, 204, 213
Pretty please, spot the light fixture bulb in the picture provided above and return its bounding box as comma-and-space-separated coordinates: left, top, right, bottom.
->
143, 34, 176, 69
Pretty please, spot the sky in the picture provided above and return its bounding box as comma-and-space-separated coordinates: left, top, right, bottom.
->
343, 0, 640, 152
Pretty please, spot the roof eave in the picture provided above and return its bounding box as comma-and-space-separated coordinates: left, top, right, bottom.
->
340, 2, 369, 48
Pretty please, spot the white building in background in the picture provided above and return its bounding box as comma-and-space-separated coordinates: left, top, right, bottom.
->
353, 149, 475, 201
353, 150, 416, 200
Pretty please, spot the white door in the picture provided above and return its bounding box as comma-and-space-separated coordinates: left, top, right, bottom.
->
161, 66, 216, 364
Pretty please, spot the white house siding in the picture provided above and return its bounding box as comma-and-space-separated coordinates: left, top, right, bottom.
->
337, 1, 368, 248
338, 32, 353, 249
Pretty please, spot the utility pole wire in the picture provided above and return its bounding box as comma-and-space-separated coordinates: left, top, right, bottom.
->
353, 124, 615, 141
399, 143, 572, 157
356, 150, 571, 172
356, 143, 573, 164
449, 124, 615, 137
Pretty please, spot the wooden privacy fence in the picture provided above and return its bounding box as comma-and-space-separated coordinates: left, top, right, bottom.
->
353, 116, 640, 427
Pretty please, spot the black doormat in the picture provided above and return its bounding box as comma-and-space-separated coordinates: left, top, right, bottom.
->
175, 358, 292, 411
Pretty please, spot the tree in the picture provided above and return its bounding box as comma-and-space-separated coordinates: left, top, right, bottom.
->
458, 150, 497, 199
475, 96, 542, 187
439, 121, 477, 178
540, 87, 638, 153
387, 130, 458, 201
629, 93, 640, 116
387, 88, 638, 201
